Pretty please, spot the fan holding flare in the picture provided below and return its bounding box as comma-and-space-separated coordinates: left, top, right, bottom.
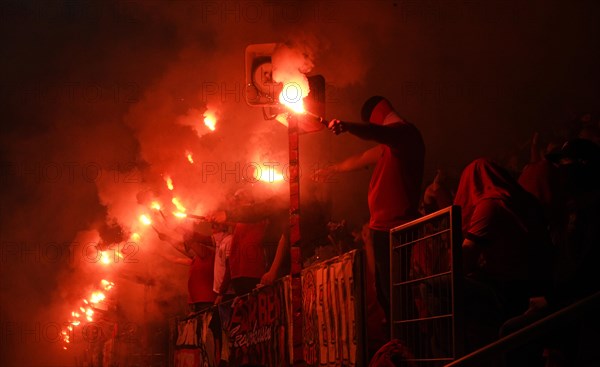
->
316, 96, 426, 322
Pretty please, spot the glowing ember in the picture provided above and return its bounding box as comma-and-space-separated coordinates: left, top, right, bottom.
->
164, 175, 174, 191
203, 110, 217, 131
186, 151, 194, 164
131, 232, 141, 241
171, 197, 186, 212
139, 214, 152, 226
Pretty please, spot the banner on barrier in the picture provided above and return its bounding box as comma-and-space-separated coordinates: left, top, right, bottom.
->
302, 250, 363, 367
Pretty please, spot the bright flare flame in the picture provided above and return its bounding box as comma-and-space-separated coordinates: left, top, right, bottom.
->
151, 202, 161, 210
64, 279, 116, 350
139, 214, 152, 226
203, 110, 217, 131
258, 168, 285, 183
101, 279, 115, 290
186, 151, 194, 164
90, 292, 105, 304
171, 197, 186, 212
165, 175, 174, 190
100, 251, 110, 265
173, 211, 187, 218
279, 81, 308, 113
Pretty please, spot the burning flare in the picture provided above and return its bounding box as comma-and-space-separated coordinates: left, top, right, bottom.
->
100, 251, 111, 265
272, 43, 313, 115
101, 279, 114, 290
278, 81, 308, 113
171, 197, 186, 212
203, 110, 217, 131
90, 292, 106, 304
257, 167, 285, 182
139, 214, 152, 226
63, 279, 116, 350
164, 175, 174, 191
186, 151, 194, 164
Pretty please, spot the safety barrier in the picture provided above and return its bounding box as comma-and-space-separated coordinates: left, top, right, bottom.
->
171, 249, 366, 367
390, 206, 464, 366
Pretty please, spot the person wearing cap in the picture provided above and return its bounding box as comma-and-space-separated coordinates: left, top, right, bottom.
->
321, 96, 425, 321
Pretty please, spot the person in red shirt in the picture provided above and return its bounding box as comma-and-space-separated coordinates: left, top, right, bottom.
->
156, 229, 216, 312
213, 187, 289, 297
321, 96, 425, 321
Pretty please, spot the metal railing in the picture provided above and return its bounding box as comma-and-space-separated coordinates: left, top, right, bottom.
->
444, 290, 600, 367
390, 206, 463, 366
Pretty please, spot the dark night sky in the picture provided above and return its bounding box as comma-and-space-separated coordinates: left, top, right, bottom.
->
1, 1, 599, 365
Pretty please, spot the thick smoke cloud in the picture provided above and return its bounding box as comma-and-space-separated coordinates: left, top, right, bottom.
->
1, 1, 600, 365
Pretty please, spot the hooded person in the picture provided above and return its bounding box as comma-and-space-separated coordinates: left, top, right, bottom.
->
320, 96, 425, 322
454, 158, 553, 355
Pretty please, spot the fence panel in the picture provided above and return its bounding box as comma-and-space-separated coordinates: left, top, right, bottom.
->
390, 206, 463, 366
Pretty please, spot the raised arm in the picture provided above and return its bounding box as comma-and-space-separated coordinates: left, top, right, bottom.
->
156, 250, 192, 266
261, 233, 289, 286
212, 196, 288, 224
155, 231, 189, 257
328, 119, 414, 147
